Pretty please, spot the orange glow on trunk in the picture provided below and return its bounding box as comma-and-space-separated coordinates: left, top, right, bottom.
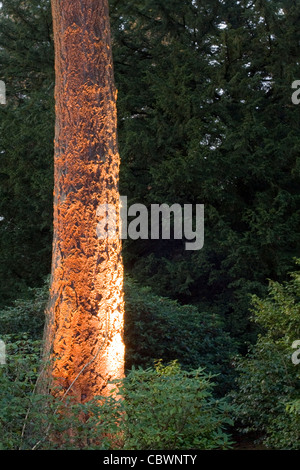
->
43, 0, 124, 402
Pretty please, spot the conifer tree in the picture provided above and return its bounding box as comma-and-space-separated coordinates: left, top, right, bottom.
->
111, 0, 300, 342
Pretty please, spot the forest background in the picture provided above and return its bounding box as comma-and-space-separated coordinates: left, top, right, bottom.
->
0, 0, 299, 450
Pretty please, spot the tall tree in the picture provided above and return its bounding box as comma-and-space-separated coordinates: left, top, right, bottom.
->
43, 0, 125, 402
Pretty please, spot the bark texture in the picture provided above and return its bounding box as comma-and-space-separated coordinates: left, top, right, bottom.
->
43, 0, 124, 402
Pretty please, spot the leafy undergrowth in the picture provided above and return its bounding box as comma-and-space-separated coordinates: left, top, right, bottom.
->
0, 353, 235, 450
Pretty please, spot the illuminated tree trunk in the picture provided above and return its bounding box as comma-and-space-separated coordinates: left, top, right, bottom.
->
43, 0, 125, 403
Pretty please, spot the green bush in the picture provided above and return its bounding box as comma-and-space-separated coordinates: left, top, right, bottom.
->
0, 277, 237, 449
230, 261, 300, 449
0, 277, 237, 397
124, 278, 237, 396
0, 282, 48, 449
0, 341, 235, 450
0, 333, 121, 450
0, 280, 48, 339
115, 360, 234, 450
0, 335, 42, 449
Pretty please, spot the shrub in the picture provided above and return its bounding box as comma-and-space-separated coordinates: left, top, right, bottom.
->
124, 278, 237, 396
0, 334, 122, 450
0, 280, 48, 339
230, 261, 300, 449
0, 347, 235, 450
115, 360, 234, 450
0, 277, 237, 396
0, 282, 48, 449
0, 334, 42, 449
0, 278, 236, 449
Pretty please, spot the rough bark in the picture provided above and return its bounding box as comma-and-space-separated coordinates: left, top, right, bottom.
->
43, 0, 124, 402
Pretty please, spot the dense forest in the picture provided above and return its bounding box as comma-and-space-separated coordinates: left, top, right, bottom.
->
0, 0, 299, 451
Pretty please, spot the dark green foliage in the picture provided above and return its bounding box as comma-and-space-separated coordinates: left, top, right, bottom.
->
0, 0, 54, 307
0, 0, 299, 344
124, 278, 237, 395
110, 0, 300, 344
0, 334, 42, 449
115, 360, 234, 450
0, 334, 122, 450
0, 348, 234, 450
230, 261, 300, 449
0, 277, 236, 396
0, 320, 235, 451
0, 278, 48, 340
0, 0, 300, 451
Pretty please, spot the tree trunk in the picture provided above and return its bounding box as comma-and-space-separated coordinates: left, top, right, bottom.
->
43, 0, 124, 402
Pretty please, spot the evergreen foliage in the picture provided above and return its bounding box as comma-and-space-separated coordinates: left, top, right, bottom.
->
124, 278, 237, 395
230, 261, 300, 449
0, 278, 236, 395
0, 332, 234, 450
0, 0, 300, 450
0, 0, 299, 341
0, 0, 54, 306
110, 0, 300, 343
